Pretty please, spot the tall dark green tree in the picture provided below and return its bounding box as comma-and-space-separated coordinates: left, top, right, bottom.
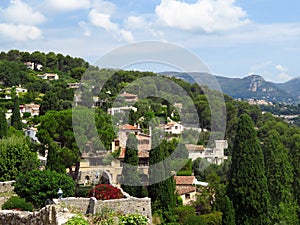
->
148, 131, 176, 222
228, 114, 270, 225
120, 133, 146, 197
0, 108, 8, 138
289, 133, 300, 219
222, 195, 235, 225
263, 129, 298, 224
11, 96, 22, 130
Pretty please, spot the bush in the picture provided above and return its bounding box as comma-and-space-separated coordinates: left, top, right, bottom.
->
174, 205, 196, 224
185, 215, 206, 225
199, 211, 222, 225
88, 184, 124, 200
2, 196, 33, 212
75, 185, 92, 197
14, 170, 75, 208
65, 214, 89, 225
118, 214, 148, 225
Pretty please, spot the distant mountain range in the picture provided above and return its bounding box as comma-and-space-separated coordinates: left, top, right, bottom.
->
159, 72, 300, 103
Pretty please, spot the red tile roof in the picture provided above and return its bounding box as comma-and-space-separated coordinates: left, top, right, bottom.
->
176, 186, 196, 195
185, 144, 204, 151
174, 176, 195, 185
119, 124, 140, 130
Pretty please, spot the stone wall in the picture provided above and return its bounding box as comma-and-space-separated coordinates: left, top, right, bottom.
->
0, 181, 15, 194
0, 205, 57, 225
57, 196, 152, 222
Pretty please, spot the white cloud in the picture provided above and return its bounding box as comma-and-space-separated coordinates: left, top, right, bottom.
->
155, 0, 249, 32
45, 0, 90, 11
278, 72, 293, 81
92, 0, 116, 14
0, 0, 44, 41
0, 23, 42, 41
275, 64, 288, 72
1, 0, 46, 25
79, 21, 92, 37
125, 16, 147, 30
88, 9, 134, 42
89, 9, 117, 31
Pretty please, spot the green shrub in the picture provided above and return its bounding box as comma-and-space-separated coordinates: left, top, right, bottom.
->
75, 185, 92, 197
14, 170, 75, 208
2, 196, 33, 212
118, 214, 148, 225
185, 215, 206, 225
199, 211, 222, 225
65, 214, 89, 225
174, 205, 196, 224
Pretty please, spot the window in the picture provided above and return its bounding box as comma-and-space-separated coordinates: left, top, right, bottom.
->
185, 193, 190, 199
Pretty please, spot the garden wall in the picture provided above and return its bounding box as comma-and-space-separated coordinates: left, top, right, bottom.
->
57, 196, 152, 221
0, 205, 57, 225
0, 181, 15, 194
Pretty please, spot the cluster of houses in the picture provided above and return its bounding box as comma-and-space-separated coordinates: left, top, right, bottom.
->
76, 91, 228, 205
1, 85, 228, 205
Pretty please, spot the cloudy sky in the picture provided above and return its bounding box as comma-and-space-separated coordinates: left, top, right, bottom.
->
0, 0, 299, 82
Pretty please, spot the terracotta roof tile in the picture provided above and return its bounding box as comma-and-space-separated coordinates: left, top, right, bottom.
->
176, 186, 196, 195
119, 124, 140, 130
185, 144, 204, 151
174, 176, 195, 185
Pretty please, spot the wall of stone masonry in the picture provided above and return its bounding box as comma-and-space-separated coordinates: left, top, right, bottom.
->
0, 181, 15, 194
0, 205, 57, 225
57, 196, 152, 221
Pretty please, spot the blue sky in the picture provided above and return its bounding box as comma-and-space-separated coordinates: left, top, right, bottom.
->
0, 0, 299, 83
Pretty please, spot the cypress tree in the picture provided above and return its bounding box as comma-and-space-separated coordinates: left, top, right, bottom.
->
121, 133, 146, 197
289, 134, 300, 220
263, 130, 298, 224
148, 132, 166, 211
0, 108, 8, 138
148, 131, 176, 222
11, 96, 22, 130
222, 195, 235, 225
228, 114, 270, 225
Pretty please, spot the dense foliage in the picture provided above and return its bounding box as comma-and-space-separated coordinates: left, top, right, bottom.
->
121, 133, 146, 197
14, 170, 75, 208
2, 196, 33, 212
0, 135, 39, 181
228, 114, 270, 224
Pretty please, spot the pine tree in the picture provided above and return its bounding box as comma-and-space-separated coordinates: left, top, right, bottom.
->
0, 108, 8, 138
263, 130, 298, 224
120, 133, 146, 197
222, 195, 235, 225
228, 114, 270, 225
11, 96, 22, 130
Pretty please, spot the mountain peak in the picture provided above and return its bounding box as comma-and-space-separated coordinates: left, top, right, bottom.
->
244, 74, 265, 81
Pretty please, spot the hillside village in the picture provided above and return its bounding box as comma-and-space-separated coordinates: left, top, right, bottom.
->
0, 50, 300, 224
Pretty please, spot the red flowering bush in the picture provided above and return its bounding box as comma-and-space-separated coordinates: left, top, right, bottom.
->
88, 184, 124, 200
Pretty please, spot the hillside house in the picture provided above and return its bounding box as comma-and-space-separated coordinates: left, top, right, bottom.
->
108, 106, 137, 116
186, 140, 228, 165
37, 73, 59, 80
162, 121, 184, 135
20, 103, 40, 116
24, 127, 39, 143
174, 176, 208, 205
120, 92, 138, 103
